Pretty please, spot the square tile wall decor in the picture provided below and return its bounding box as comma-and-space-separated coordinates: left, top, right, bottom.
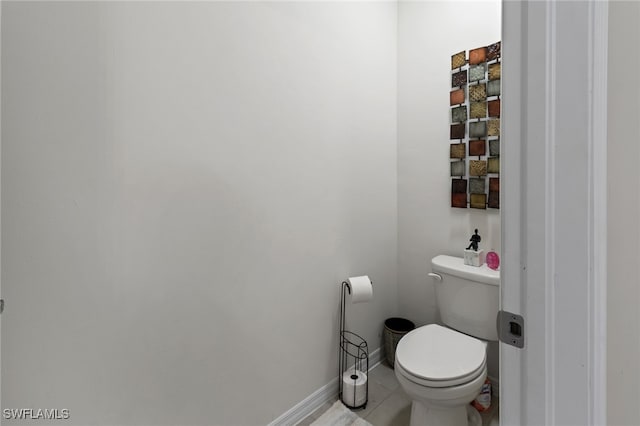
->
451, 51, 466, 69
450, 88, 465, 106
487, 41, 501, 61
452, 192, 468, 208
487, 79, 501, 97
469, 84, 487, 102
469, 64, 486, 82
469, 47, 487, 65
488, 178, 500, 208
447, 43, 500, 210
450, 143, 466, 159
452, 70, 468, 87
469, 160, 487, 176
469, 178, 486, 194
488, 191, 499, 209
487, 119, 500, 136
451, 160, 466, 177
488, 63, 501, 80
450, 123, 465, 139
469, 121, 486, 138
488, 99, 501, 117
469, 139, 486, 156
451, 106, 468, 123
452, 178, 467, 193
489, 139, 500, 156
470, 102, 487, 119
488, 157, 500, 174
489, 177, 500, 192
470, 193, 487, 209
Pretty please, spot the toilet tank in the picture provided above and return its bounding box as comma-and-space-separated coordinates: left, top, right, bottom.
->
431, 255, 500, 341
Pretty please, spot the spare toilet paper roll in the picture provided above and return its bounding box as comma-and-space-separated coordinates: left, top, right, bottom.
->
347, 276, 373, 304
342, 369, 368, 407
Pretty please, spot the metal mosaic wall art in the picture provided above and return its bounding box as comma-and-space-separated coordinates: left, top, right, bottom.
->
450, 88, 465, 105
469, 47, 487, 65
489, 139, 500, 156
469, 84, 487, 102
449, 42, 501, 209
487, 119, 500, 136
451, 160, 466, 177
452, 106, 468, 123
488, 63, 501, 80
451, 51, 466, 69
487, 79, 501, 97
488, 99, 501, 117
450, 143, 466, 159
488, 177, 500, 208
469, 121, 486, 138
470, 102, 487, 119
470, 193, 487, 209
450, 123, 465, 139
452, 70, 468, 87
487, 41, 501, 61
469, 160, 487, 177
469, 178, 486, 194
469, 64, 486, 82
469, 140, 485, 156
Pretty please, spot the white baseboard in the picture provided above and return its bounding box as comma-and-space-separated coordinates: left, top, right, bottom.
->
268, 347, 383, 426
369, 347, 383, 369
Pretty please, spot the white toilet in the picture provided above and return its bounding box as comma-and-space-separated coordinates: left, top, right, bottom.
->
394, 255, 499, 426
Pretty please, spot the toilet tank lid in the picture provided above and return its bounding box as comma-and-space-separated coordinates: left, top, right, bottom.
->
431, 255, 500, 286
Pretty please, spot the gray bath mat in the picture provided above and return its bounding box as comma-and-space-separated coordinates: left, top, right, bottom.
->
310, 400, 372, 426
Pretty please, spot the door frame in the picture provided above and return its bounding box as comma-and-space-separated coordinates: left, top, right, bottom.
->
501, 0, 608, 425
0, 1, 3, 419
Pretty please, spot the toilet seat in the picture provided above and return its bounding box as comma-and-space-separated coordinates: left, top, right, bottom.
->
396, 356, 486, 388
395, 324, 487, 388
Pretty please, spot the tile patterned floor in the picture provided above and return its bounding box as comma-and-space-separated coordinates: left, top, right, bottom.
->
298, 362, 499, 426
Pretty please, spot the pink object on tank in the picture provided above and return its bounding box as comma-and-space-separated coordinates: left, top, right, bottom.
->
486, 251, 500, 270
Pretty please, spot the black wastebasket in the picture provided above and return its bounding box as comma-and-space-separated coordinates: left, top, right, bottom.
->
383, 317, 415, 367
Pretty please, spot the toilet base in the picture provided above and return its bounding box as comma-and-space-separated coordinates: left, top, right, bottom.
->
409, 402, 481, 426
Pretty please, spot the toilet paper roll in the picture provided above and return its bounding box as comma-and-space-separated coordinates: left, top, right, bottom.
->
347, 276, 373, 304
342, 369, 368, 407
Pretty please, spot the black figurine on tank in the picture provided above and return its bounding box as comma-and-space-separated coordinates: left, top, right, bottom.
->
466, 229, 481, 251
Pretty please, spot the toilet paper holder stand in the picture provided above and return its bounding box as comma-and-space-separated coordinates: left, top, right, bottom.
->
338, 280, 369, 410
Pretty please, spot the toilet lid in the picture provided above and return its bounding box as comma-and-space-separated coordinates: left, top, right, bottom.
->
395, 324, 486, 382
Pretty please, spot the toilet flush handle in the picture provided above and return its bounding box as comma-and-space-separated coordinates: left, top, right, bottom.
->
427, 272, 442, 281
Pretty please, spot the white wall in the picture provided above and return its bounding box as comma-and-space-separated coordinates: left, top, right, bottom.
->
0, 2, 398, 425
607, 1, 640, 424
397, 0, 501, 377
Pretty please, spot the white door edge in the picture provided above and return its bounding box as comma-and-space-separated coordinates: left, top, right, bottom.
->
586, 1, 608, 425
501, 1, 607, 425
0, 1, 3, 422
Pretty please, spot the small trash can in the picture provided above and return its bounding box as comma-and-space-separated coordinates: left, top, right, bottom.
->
383, 317, 415, 367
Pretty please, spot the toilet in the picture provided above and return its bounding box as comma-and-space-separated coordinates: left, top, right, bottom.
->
394, 255, 500, 426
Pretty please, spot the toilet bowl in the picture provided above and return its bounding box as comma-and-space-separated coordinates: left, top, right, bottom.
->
395, 324, 487, 426
395, 255, 499, 426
